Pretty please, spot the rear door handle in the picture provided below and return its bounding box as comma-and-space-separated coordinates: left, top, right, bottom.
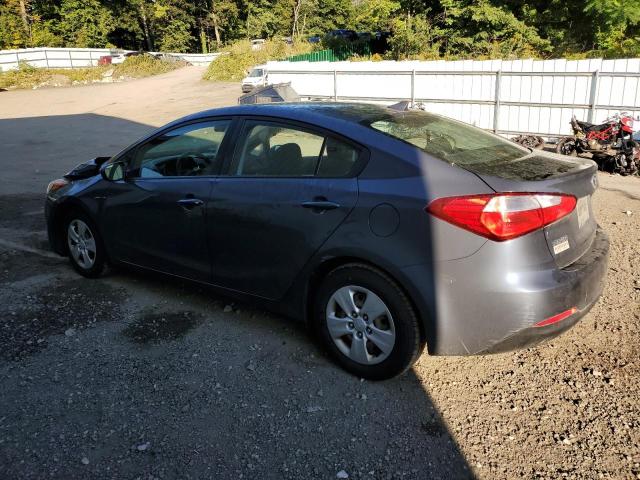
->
301, 200, 341, 211
177, 198, 204, 210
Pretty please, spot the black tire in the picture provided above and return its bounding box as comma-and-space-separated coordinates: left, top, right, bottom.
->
556, 137, 578, 156
312, 263, 422, 380
63, 211, 106, 278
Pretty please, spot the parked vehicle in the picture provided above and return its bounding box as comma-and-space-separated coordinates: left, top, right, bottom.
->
110, 50, 142, 65
326, 29, 358, 41
45, 103, 609, 380
151, 52, 182, 63
556, 113, 639, 175
241, 65, 268, 93
97, 55, 112, 66
98, 51, 142, 66
251, 39, 266, 51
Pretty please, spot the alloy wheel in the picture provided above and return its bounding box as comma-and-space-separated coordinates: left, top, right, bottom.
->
67, 219, 97, 270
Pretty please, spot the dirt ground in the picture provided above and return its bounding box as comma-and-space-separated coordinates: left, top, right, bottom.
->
0, 66, 638, 479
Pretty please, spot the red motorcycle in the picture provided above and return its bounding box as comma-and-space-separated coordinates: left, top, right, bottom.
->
556, 112, 639, 175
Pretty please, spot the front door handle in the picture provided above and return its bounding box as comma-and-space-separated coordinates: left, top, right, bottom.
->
301, 200, 341, 211
177, 198, 204, 210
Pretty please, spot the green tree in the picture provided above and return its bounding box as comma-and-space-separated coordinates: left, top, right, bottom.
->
0, 0, 30, 48
505, 0, 597, 55
207, 0, 241, 46
354, 0, 400, 32
57, 0, 114, 47
438, 0, 550, 58
388, 13, 443, 59
305, 0, 354, 33
153, 0, 196, 52
585, 0, 640, 54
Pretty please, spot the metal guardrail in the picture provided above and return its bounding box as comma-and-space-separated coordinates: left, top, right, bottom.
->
0, 47, 221, 71
0, 48, 109, 69
268, 68, 640, 137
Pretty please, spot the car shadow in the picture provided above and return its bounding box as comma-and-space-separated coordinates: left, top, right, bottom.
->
0, 114, 155, 196
0, 112, 473, 478
105, 265, 475, 479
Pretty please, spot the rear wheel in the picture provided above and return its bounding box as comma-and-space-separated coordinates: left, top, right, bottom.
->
313, 264, 422, 380
556, 137, 578, 156
65, 213, 105, 278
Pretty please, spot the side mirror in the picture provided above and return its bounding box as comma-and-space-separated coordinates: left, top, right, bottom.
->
101, 161, 126, 181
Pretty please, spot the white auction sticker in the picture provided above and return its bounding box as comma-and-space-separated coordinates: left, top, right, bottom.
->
553, 235, 570, 255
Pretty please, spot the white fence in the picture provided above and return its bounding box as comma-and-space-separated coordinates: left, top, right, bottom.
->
0, 47, 221, 72
266, 58, 640, 137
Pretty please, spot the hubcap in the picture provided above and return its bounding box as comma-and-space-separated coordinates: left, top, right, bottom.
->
326, 285, 396, 365
67, 219, 96, 270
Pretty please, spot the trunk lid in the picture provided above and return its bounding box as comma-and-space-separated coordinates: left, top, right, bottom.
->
466, 151, 598, 268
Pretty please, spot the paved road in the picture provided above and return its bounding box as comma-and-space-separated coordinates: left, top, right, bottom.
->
0, 66, 237, 195
0, 68, 638, 479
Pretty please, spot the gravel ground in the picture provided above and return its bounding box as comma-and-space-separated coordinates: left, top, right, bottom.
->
0, 194, 470, 480
415, 185, 640, 479
0, 68, 639, 479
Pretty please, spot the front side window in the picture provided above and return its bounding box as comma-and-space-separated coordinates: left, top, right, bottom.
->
131, 120, 230, 178
230, 121, 325, 176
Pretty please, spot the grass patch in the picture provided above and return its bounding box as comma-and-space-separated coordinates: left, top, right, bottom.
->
0, 63, 55, 89
113, 54, 185, 78
203, 40, 314, 82
0, 55, 184, 90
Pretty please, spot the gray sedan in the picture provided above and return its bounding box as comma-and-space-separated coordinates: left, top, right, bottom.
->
45, 103, 609, 379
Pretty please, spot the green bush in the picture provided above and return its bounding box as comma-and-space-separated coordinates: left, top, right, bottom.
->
203, 40, 314, 82
113, 54, 185, 78
0, 55, 184, 90
0, 62, 51, 89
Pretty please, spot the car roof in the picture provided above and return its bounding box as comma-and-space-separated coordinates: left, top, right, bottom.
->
179, 102, 394, 134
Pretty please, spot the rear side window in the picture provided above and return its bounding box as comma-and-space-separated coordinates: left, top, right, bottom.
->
317, 137, 359, 177
367, 111, 526, 166
229, 120, 362, 178
230, 121, 322, 176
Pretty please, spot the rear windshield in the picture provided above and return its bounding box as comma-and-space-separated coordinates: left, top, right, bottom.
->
365, 110, 527, 166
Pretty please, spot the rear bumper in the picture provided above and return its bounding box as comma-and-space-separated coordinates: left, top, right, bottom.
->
480, 228, 609, 354
402, 227, 609, 355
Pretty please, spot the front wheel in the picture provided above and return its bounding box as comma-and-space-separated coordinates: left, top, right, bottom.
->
556, 137, 578, 156
65, 213, 105, 278
313, 264, 423, 380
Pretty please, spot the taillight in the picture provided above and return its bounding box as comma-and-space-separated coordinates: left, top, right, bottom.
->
427, 193, 577, 241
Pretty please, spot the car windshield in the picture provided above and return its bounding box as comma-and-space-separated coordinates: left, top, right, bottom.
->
249, 69, 264, 77
366, 110, 527, 166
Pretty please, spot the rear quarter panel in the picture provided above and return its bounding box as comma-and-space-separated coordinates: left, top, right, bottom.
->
295, 136, 495, 348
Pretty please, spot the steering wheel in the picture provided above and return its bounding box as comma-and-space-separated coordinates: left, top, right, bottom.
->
176, 153, 210, 176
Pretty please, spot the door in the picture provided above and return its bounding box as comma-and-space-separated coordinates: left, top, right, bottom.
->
102, 119, 232, 281
207, 119, 362, 300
